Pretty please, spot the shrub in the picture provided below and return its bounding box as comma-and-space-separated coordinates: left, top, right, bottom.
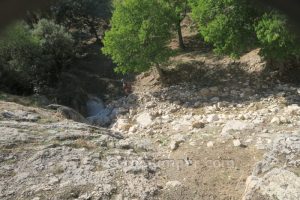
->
102, 0, 176, 74
0, 19, 74, 94
0, 22, 40, 93
32, 19, 74, 89
255, 12, 300, 61
189, 0, 257, 57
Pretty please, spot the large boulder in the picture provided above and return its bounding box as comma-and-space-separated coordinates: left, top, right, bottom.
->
243, 135, 300, 200
47, 104, 87, 123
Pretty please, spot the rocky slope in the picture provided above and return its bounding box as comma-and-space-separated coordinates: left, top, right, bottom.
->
0, 101, 161, 200
1, 50, 300, 200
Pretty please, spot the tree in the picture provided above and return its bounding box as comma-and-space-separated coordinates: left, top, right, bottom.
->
189, 0, 257, 57
255, 11, 300, 61
0, 19, 74, 94
168, 0, 189, 49
0, 22, 40, 93
102, 0, 176, 75
52, 0, 112, 44
32, 19, 74, 89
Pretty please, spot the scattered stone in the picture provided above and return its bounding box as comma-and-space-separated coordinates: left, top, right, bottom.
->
169, 134, 186, 151
165, 181, 182, 189
184, 156, 192, 166
128, 125, 138, 133
207, 141, 214, 148
272, 118, 281, 126
233, 139, 242, 147
192, 121, 205, 129
221, 120, 254, 137
136, 112, 153, 127
113, 118, 132, 131
117, 139, 133, 149
270, 116, 289, 125
207, 114, 219, 123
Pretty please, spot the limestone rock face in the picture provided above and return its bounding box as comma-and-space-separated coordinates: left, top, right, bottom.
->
0, 101, 160, 200
243, 135, 300, 200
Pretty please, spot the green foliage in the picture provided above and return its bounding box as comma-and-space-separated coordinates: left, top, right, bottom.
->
31, 19, 74, 91
102, 0, 176, 73
32, 19, 74, 77
0, 19, 74, 94
0, 22, 40, 93
168, 0, 189, 20
255, 12, 300, 60
189, 0, 256, 57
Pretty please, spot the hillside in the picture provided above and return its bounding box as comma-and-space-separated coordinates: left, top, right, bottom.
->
1, 2, 300, 198
1, 48, 299, 199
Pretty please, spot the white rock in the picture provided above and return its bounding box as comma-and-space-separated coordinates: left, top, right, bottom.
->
128, 125, 138, 133
207, 114, 219, 123
221, 120, 254, 136
136, 112, 153, 127
245, 139, 253, 143
165, 181, 182, 188
207, 141, 214, 148
170, 141, 179, 151
243, 169, 300, 200
233, 139, 242, 147
113, 118, 131, 131
271, 117, 289, 125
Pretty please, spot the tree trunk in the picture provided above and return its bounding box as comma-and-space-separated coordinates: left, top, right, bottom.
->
177, 20, 185, 49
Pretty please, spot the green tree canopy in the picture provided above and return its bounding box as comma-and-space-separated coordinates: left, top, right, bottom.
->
189, 0, 257, 57
102, 0, 176, 74
0, 19, 74, 94
255, 11, 300, 61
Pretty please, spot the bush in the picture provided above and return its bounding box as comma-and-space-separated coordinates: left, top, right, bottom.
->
0, 22, 40, 93
0, 19, 74, 94
32, 19, 74, 90
255, 12, 300, 61
189, 0, 257, 57
102, 0, 176, 74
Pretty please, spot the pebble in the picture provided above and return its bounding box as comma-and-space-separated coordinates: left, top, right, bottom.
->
207, 141, 214, 148
233, 139, 242, 147
165, 181, 182, 188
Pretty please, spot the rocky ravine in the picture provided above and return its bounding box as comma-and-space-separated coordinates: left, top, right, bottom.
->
1, 66, 300, 199
0, 101, 161, 200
